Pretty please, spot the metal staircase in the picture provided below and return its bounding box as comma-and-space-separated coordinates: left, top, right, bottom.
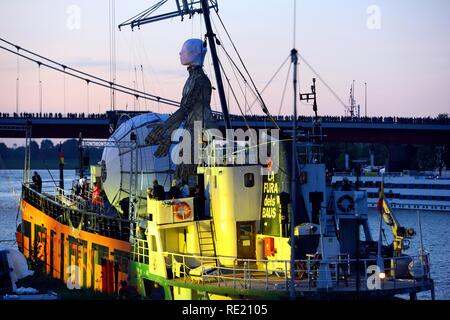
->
196, 220, 217, 264
324, 215, 338, 237
325, 194, 339, 237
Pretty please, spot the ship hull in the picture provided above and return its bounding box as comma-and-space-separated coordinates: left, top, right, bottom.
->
17, 198, 131, 294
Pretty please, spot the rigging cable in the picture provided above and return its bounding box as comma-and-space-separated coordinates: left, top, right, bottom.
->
141, 65, 149, 110
109, 0, 113, 110
134, 66, 141, 111
118, 0, 168, 29
0, 43, 180, 108
220, 45, 254, 117
297, 53, 347, 108
293, 0, 297, 48
109, 0, 117, 110
63, 66, 66, 114
216, 57, 251, 131
205, 40, 218, 112
0, 38, 180, 107
219, 8, 346, 114
278, 61, 292, 116
210, 18, 258, 111
214, 11, 279, 128
136, 30, 165, 112
16, 46, 20, 114
244, 82, 247, 116
247, 55, 290, 112
86, 80, 90, 114
211, 16, 279, 129
38, 62, 42, 114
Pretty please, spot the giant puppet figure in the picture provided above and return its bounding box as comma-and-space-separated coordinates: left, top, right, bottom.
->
145, 39, 218, 182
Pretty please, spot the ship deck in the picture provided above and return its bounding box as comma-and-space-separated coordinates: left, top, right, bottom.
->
170, 271, 434, 299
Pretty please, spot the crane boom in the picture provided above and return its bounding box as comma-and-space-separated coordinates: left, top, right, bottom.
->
382, 197, 416, 256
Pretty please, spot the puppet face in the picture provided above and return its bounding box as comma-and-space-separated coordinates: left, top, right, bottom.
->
179, 39, 207, 66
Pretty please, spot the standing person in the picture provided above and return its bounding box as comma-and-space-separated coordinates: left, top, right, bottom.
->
80, 176, 89, 198
32, 171, 42, 193
118, 280, 138, 300
168, 180, 180, 199
180, 180, 190, 198
151, 179, 165, 200
119, 197, 130, 220
73, 180, 81, 196
92, 182, 102, 206
193, 185, 205, 220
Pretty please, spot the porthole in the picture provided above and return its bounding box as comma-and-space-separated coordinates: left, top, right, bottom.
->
244, 173, 255, 188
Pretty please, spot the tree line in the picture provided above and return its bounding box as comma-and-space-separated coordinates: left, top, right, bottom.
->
0, 139, 103, 170
1, 139, 448, 173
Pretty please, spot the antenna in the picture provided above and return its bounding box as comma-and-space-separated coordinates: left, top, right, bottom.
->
365, 82, 368, 117
345, 80, 360, 118
300, 78, 318, 118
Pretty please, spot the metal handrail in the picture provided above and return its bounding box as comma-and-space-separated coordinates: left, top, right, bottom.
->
21, 183, 132, 241
137, 250, 432, 293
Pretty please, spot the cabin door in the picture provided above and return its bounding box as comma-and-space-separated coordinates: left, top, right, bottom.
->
236, 221, 256, 260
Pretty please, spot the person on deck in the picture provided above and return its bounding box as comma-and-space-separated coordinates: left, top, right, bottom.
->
151, 179, 165, 200
119, 197, 130, 220
180, 180, 190, 198
118, 280, 138, 300
193, 185, 206, 220
168, 180, 180, 199
92, 182, 102, 206
32, 171, 42, 193
79, 176, 89, 198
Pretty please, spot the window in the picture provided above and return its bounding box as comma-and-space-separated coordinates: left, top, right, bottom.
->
244, 173, 255, 188
149, 235, 157, 251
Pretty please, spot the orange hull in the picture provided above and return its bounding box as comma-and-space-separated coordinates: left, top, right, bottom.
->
18, 199, 131, 293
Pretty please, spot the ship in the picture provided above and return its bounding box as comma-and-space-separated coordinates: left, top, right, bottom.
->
332, 169, 450, 212
13, 0, 435, 300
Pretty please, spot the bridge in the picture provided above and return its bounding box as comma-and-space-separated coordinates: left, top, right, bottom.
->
0, 111, 449, 145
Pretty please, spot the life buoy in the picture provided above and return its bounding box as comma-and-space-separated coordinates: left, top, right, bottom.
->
337, 195, 355, 213
173, 202, 192, 220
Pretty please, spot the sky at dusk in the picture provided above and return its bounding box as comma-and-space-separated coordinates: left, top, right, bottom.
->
0, 0, 449, 120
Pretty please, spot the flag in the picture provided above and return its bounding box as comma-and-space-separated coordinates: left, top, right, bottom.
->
59, 143, 64, 164
377, 179, 384, 215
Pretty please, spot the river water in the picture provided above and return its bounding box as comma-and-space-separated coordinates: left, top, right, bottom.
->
0, 169, 448, 299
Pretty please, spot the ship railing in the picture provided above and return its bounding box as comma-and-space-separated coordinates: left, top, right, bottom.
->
198, 139, 259, 167
32, 179, 103, 213
333, 172, 404, 178
148, 198, 195, 225
162, 251, 431, 293
54, 186, 105, 215
21, 183, 132, 241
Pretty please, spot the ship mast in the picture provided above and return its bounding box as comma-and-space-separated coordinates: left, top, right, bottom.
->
289, 48, 298, 300
118, 0, 231, 128
200, 0, 231, 129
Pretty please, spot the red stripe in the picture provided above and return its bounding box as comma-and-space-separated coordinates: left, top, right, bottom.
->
377, 196, 383, 215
